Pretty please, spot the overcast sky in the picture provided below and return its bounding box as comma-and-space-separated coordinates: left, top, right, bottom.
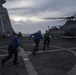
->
3, 0, 76, 34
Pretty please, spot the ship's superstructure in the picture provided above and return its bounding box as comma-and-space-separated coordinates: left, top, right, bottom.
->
49, 20, 76, 38
0, 0, 15, 37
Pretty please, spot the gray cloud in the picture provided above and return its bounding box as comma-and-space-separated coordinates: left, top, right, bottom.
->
4, 0, 76, 33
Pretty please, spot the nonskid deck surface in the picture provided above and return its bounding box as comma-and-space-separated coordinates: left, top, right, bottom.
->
0, 37, 76, 75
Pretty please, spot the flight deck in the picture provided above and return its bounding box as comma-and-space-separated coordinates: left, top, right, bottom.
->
0, 37, 76, 75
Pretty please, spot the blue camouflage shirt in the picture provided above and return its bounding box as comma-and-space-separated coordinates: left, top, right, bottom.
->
29, 32, 43, 40
9, 36, 21, 48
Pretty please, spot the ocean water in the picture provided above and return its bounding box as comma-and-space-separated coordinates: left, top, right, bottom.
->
22, 34, 31, 37
22, 34, 44, 37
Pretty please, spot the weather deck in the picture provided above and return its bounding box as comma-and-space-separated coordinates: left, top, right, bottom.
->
0, 37, 76, 75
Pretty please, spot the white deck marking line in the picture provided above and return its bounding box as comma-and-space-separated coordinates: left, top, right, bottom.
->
0, 54, 8, 56
35, 45, 76, 75
67, 49, 76, 56
69, 47, 76, 50
42, 45, 76, 75
50, 45, 65, 49
0, 46, 7, 48
63, 48, 76, 75
0, 49, 8, 52
0, 51, 24, 57
32, 44, 35, 46
39, 45, 66, 49
1, 44, 76, 75
37, 48, 65, 53
19, 47, 38, 75
0, 49, 64, 57
23, 44, 34, 46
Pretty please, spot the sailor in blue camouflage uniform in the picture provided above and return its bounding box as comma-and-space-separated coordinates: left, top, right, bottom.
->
1, 32, 23, 66
29, 30, 43, 55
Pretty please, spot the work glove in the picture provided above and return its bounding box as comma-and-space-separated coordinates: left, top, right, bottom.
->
20, 45, 23, 48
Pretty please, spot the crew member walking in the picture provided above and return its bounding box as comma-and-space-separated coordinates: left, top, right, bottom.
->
43, 30, 50, 50
29, 30, 43, 55
1, 32, 23, 66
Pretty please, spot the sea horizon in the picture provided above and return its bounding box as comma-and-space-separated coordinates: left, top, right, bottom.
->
22, 33, 44, 37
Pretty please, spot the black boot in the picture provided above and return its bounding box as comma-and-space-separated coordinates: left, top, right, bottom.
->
1, 60, 5, 66
13, 62, 19, 65
32, 52, 36, 55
